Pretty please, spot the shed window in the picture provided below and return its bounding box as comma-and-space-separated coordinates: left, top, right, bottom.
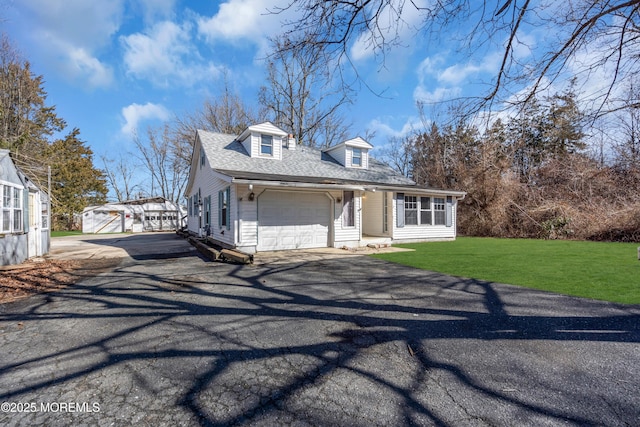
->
1, 185, 9, 231
260, 134, 273, 156
12, 188, 22, 232
342, 191, 354, 227
0, 184, 23, 233
41, 199, 49, 229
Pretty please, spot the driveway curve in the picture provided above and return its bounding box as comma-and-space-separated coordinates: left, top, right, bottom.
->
0, 233, 638, 426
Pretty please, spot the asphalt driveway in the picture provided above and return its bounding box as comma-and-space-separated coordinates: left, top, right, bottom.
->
0, 233, 639, 426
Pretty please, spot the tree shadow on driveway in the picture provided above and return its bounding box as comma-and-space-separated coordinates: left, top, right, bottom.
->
0, 248, 638, 426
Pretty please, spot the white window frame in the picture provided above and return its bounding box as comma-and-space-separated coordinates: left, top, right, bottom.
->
404, 195, 418, 225
403, 195, 444, 227
14, 189, 21, 231
352, 148, 362, 167
0, 183, 24, 233
260, 134, 273, 156
420, 197, 432, 226
433, 197, 446, 225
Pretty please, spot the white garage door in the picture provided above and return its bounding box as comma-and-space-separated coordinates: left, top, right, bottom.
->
258, 191, 330, 251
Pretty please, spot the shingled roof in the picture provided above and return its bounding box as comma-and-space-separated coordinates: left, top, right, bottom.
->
197, 129, 416, 187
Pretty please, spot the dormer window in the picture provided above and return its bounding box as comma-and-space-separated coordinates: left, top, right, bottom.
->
352, 148, 362, 167
260, 134, 273, 156
323, 137, 373, 169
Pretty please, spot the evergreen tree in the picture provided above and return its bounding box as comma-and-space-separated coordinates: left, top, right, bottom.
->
0, 34, 65, 158
46, 129, 108, 230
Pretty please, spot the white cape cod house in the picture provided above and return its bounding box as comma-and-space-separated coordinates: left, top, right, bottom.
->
185, 122, 466, 253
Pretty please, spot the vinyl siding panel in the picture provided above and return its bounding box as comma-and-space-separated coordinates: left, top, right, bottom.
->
237, 185, 258, 250
186, 162, 235, 247
333, 190, 361, 245
327, 147, 346, 166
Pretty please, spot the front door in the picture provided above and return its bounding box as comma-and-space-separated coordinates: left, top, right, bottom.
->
28, 192, 40, 257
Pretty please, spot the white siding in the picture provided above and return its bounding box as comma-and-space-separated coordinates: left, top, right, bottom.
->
186, 163, 235, 247
326, 147, 346, 166
240, 135, 252, 157
346, 147, 368, 169
243, 132, 284, 160
237, 185, 258, 251
333, 190, 361, 246
391, 193, 458, 242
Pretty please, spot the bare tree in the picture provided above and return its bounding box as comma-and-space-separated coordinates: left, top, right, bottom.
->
274, 1, 640, 117
133, 125, 189, 204
377, 134, 414, 177
101, 154, 140, 202
259, 34, 353, 148
175, 76, 262, 139
612, 82, 640, 171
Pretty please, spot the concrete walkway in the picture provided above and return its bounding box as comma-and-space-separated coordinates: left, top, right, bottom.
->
1, 233, 638, 426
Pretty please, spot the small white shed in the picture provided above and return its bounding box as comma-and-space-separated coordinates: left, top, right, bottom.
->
82, 197, 186, 234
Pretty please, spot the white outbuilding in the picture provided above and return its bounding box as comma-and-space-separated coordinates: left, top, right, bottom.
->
82, 197, 186, 234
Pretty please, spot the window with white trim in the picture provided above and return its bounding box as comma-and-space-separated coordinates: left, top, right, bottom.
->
420, 197, 432, 225
434, 197, 446, 225
404, 195, 418, 225
352, 148, 362, 166
402, 195, 445, 226
1, 185, 9, 231
260, 134, 273, 156
41, 198, 49, 229
0, 184, 23, 233
13, 187, 18, 230
218, 187, 230, 229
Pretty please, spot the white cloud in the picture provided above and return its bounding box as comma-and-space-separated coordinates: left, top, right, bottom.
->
121, 103, 171, 136
368, 117, 421, 140
121, 20, 221, 87
20, 0, 124, 48
67, 47, 114, 88
196, 0, 292, 54
438, 52, 501, 85
15, 0, 124, 88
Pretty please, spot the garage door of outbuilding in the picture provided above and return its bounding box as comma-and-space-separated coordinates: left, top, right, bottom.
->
257, 191, 330, 251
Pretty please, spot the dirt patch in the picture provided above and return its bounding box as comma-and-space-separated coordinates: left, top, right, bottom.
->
0, 258, 122, 304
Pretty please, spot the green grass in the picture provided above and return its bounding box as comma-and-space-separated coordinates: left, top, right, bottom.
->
372, 237, 640, 304
50, 230, 83, 237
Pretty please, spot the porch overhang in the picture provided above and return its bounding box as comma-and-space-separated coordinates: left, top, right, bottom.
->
230, 177, 465, 199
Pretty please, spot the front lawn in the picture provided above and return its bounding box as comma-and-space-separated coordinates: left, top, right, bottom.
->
372, 237, 640, 304
51, 230, 83, 237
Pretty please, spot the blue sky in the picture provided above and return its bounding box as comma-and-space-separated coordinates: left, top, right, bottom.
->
3, 0, 620, 166
1, 0, 508, 156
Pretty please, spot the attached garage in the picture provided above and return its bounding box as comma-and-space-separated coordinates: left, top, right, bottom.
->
257, 191, 331, 251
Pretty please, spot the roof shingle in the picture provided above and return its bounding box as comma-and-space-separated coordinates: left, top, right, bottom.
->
198, 129, 416, 187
